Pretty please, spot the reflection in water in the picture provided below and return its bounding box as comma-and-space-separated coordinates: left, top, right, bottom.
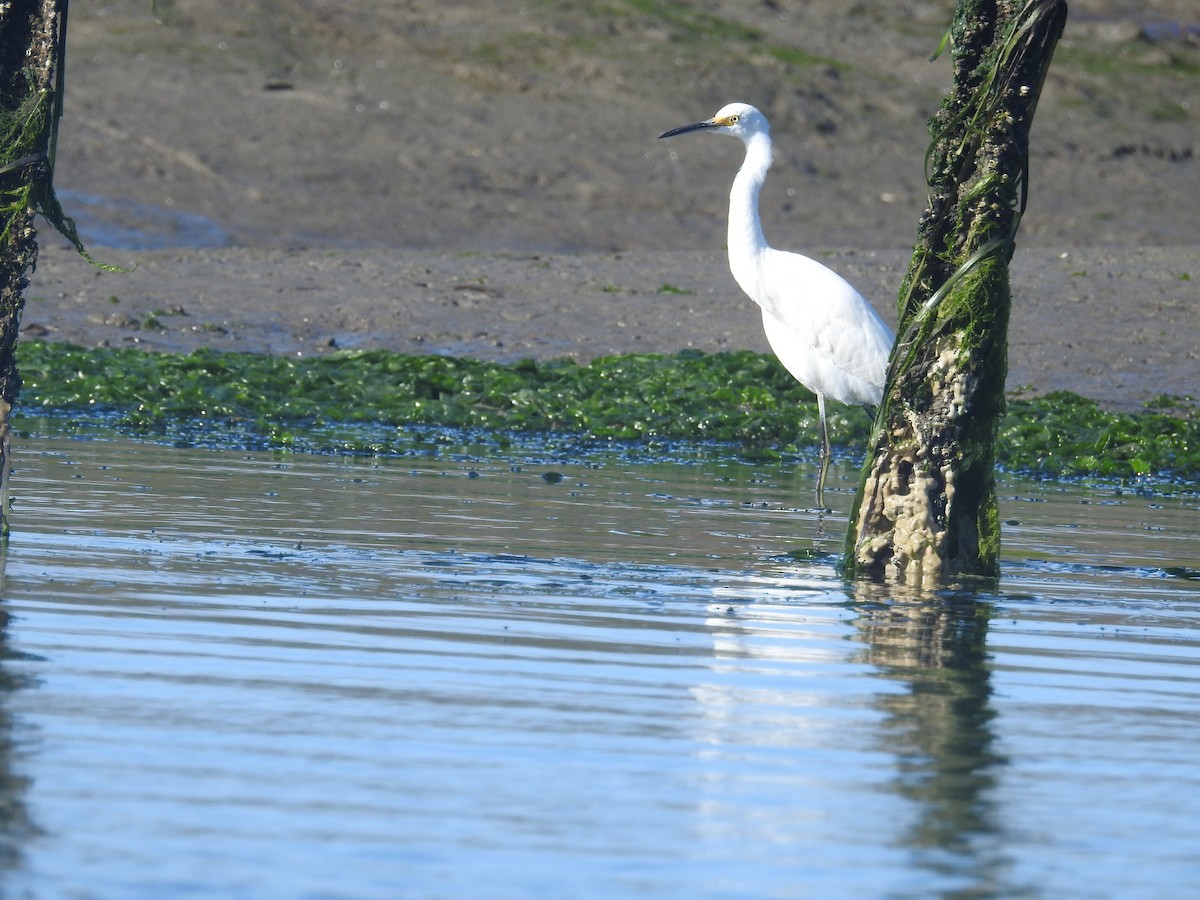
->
686, 586, 909, 895
0, 596, 34, 870
854, 591, 1017, 895
0, 432, 1197, 896
690, 583, 1016, 897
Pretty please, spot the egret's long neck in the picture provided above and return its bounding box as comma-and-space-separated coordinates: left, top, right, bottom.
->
727, 131, 772, 289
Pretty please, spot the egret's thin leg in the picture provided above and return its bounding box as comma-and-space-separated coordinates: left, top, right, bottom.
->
816, 393, 830, 510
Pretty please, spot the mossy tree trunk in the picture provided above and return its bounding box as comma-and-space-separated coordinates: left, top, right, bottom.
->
0, 0, 65, 537
844, 0, 1067, 585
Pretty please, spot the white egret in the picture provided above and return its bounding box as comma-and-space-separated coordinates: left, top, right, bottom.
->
659, 102, 894, 509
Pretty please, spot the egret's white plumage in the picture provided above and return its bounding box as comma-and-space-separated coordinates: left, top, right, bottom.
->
660, 102, 894, 508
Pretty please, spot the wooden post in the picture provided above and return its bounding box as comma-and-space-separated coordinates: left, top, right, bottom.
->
0, 0, 68, 537
844, 0, 1068, 585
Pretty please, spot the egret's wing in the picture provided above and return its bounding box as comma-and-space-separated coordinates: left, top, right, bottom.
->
760, 250, 894, 404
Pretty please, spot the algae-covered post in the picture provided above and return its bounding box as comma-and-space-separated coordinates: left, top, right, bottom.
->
844, 0, 1068, 585
0, 1, 102, 536
0, 0, 66, 536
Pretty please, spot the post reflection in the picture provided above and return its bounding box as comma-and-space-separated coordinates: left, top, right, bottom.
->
851, 583, 1015, 892
684, 574, 1022, 894
0, 593, 34, 872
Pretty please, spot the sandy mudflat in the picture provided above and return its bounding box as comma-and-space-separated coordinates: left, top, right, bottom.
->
26, 243, 1196, 412
21, 1, 1200, 413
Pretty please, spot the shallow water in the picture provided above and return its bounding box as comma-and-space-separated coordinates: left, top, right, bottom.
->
1, 431, 1198, 898
55, 189, 232, 250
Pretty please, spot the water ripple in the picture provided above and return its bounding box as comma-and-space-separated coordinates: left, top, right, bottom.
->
1, 434, 1198, 898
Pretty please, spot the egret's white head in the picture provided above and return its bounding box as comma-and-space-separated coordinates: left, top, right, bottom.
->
658, 102, 768, 143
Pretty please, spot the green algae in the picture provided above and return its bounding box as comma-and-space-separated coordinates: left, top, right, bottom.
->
16, 341, 858, 450
13, 340, 1200, 482
998, 390, 1199, 480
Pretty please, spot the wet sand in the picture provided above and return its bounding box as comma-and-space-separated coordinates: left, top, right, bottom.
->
27, 242, 1197, 412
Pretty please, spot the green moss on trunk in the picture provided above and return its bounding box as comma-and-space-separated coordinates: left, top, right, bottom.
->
844, 0, 1068, 585
0, 0, 65, 537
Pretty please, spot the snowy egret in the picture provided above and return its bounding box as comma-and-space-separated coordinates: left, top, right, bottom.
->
659, 102, 894, 509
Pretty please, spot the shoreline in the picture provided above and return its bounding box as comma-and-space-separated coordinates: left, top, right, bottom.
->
24, 242, 1199, 414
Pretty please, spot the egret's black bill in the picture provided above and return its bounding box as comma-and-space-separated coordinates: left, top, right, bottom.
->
658, 120, 719, 139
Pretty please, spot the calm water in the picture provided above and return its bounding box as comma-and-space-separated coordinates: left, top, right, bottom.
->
1, 430, 1198, 898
